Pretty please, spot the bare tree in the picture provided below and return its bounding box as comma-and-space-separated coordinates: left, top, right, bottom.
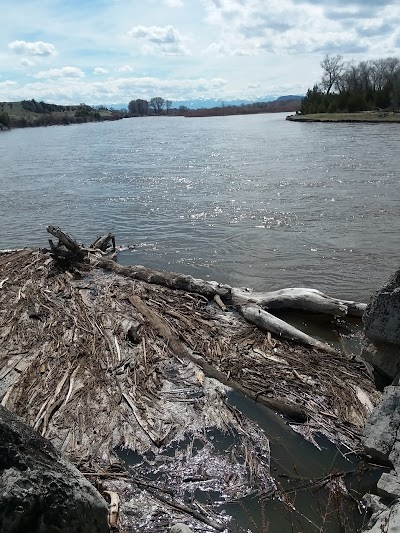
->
320, 54, 345, 95
166, 100, 172, 114
149, 97, 165, 114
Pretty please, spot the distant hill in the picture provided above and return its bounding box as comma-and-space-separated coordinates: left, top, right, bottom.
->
275, 95, 303, 102
0, 100, 124, 129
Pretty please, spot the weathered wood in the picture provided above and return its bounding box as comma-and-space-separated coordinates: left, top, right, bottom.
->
90, 233, 115, 253
232, 287, 366, 317
46, 225, 83, 256
128, 294, 308, 422
240, 303, 337, 354
104, 490, 120, 528
97, 258, 231, 298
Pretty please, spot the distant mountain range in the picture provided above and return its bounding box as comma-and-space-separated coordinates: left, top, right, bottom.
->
107, 95, 303, 111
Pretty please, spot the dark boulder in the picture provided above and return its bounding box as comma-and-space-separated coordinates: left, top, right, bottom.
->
0, 406, 109, 533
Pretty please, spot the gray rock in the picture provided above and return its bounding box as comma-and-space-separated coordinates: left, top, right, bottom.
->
363, 500, 400, 532
362, 494, 391, 529
362, 269, 400, 378
0, 406, 109, 533
170, 524, 194, 533
363, 269, 400, 344
361, 338, 400, 380
377, 473, 400, 500
362, 386, 400, 471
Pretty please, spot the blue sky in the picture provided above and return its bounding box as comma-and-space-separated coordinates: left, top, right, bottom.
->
1, 0, 400, 105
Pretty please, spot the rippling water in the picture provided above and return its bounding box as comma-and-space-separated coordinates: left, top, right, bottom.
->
1, 113, 399, 300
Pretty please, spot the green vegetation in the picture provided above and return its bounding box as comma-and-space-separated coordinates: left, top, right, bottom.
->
300, 55, 400, 116
0, 100, 125, 129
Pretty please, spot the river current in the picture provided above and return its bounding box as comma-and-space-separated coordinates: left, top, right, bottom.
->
1, 113, 399, 302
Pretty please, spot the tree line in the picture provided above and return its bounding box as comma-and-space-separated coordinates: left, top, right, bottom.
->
301, 55, 400, 114
128, 96, 301, 117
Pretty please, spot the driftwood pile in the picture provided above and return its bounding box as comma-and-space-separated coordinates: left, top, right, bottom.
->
0, 227, 380, 531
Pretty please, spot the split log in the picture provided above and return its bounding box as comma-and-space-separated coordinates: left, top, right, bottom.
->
240, 303, 337, 354
128, 294, 307, 422
90, 233, 116, 253
232, 287, 366, 318
46, 225, 84, 257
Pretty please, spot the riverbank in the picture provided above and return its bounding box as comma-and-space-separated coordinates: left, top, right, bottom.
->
286, 111, 400, 123
0, 100, 125, 129
0, 227, 388, 532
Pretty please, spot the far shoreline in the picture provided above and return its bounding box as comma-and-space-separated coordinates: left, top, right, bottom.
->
286, 111, 400, 123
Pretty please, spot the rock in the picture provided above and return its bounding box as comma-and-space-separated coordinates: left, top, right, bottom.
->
362, 386, 400, 472
362, 494, 391, 529
0, 406, 109, 533
170, 524, 193, 533
362, 500, 400, 532
377, 473, 400, 500
361, 338, 400, 381
362, 268, 400, 379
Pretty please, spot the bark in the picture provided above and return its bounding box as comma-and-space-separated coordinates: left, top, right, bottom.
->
97, 258, 231, 298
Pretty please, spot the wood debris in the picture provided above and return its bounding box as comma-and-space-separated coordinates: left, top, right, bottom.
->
0, 228, 380, 531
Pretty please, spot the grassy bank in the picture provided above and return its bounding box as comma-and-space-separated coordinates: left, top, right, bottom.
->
0, 100, 124, 129
287, 111, 400, 123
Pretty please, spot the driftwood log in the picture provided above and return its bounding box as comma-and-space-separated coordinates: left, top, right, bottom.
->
231, 287, 367, 318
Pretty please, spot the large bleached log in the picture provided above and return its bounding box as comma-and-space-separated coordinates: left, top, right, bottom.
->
240, 303, 337, 354
96, 258, 231, 298
232, 287, 366, 317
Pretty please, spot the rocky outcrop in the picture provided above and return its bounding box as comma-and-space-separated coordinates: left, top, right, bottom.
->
363, 386, 400, 470
362, 267, 400, 379
0, 406, 109, 533
362, 385, 400, 532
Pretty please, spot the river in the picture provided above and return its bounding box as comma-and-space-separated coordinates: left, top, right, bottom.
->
1, 113, 399, 301
0, 113, 397, 531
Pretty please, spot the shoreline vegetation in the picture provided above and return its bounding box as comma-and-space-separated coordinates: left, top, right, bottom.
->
0, 100, 125, 130
0, 96, 301, 131
287, 110, 400, 123
290, 54, 400, 125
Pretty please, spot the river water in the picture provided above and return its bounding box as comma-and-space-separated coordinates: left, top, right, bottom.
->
1, 113, 399, 301
0, 114, 397, 531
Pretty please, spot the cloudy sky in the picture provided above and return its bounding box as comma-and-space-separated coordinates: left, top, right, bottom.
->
1, 0, 400, 105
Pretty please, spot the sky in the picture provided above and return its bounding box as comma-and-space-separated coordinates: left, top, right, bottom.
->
1, 0, 400, 106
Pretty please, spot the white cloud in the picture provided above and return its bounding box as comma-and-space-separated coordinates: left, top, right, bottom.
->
94, 67, 109, 74
35, 67, 85, 79
8, 40, 56, 57
204, 41, 259, 56
164, 0, 184, 6
200, 0, 397, 55
0, 75, 228, 105
118, 65, 134, 72
0, 80, 17, 88
20, 58, 37, 67
125, 25, 190, 55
